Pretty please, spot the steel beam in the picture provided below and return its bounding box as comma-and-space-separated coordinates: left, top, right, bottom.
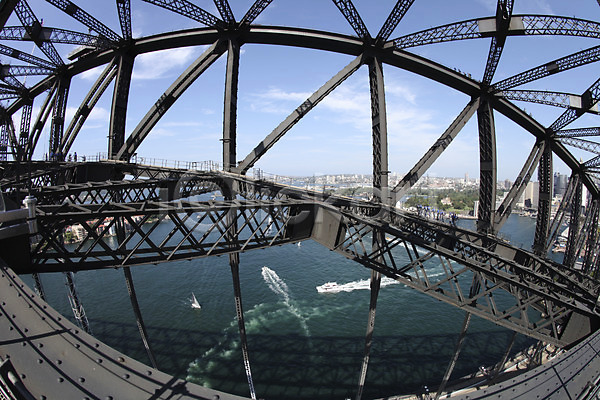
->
109, 53, 133, 159
494, 140, 544, 232
533, 141, 553, 256
116, 40, 226, 160
556, 127, 600, 138
13, 1, 63, 65
564, 180, 583, 268
492, 44, 600, 92
223, 38, 239, 172
476, 99, 497, 234
239, 0, 272, 27
213, 0, 235, 25
375, 0, 415, 43
62, 61, 117, 156
26, 83, 55, 159
393, 98, 480, 198
550, 77, 600, 132
141, 0, 222, 28
116, 0, 132, 40
237, 54, 364, 174
332, 0, 370, 40
369, 56, 389, 203
390, 15, 600, 50
482, 0, 513, 85
48, 74, 70, 161
45, 0, 121, 42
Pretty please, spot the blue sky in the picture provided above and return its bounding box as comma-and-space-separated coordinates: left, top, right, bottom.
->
7, 1, 600, 180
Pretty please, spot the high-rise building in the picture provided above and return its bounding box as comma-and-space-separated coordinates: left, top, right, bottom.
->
553, 172, 568, 197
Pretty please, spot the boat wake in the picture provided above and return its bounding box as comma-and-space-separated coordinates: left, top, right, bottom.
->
261, 266, 311, 337
316, 277, 399, 293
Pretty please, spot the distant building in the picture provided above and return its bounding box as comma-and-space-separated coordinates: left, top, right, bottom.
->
554, 172, 568, 197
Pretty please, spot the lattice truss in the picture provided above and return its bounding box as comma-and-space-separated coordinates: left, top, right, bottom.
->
31, 198, 309, 270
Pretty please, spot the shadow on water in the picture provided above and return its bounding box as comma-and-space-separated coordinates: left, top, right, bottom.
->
87, 318, 535, 400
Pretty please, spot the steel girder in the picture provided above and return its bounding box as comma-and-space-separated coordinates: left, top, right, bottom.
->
116, 0, 132, 40
29, 198, 312, 272
0, 43, 55, 68
482, 0, 513, 85
237, 54, 364, 174
25, 187, 600, 346
476, 99, 497, 234
556, 128, 600, 138
44, 0, 121, 43
62, 62, 117, 157
222, 39, 239, 172
141, 0, 222, 28
48, 74, 70, 161
375, 0, 415, 43
492, 45, 600, 92
544, 173, 580, 255
494, 140, 544, 233
393, 98, 480, 198
369, 57, 389, 202
501, 90, 600, 115
13, 0, 63, 65
0, 25, 110, 48
550, 77, 600, 132
109, 54, 133, 159
533, 141, 553, 256
240, 0, 272, 27
321, 202, 600, 347
564, 181, 583, 269
115, 40, 227, 161
213, 0, 234, 25
332, 0, 370, 41
390, 15, 600, 50
10, 177, 220, 206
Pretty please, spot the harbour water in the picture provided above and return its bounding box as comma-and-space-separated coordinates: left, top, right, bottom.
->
22, 213, 552, 399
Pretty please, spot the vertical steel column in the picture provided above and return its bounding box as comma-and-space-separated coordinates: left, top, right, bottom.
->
114, 191, 158, 368
223, 38, 239, 172
0, 123, 8, 162
224, 177, 256, 398
435, 312, 472, 400
476, 99, 496, 234
110, 53, 134, 160
356, 56, 389, 400
122, 265, 158, 368
230, 252, 256, 400
49, 75, 70, 161
64, 271, 91, 334
583, 199, 599, 274
356, 262, 382, 400
564, 179, 583, 268
18, 102, 32, 161
533, 141, 553, 256
368, 57, 389, 204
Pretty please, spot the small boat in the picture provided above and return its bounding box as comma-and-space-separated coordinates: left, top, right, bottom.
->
191, 292, 202, 309
316, 282, 339, 293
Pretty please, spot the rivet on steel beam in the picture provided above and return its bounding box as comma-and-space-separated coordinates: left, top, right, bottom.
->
118, 357, 125, 362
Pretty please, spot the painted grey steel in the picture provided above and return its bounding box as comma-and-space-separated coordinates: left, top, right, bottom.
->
0, 262, 249, 400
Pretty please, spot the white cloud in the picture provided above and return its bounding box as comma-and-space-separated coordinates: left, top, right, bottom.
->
133, 47, 201, 80
66, 106, 110, 123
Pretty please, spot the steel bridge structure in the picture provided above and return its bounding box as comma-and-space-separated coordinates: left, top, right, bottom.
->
0, 0, 600, 399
